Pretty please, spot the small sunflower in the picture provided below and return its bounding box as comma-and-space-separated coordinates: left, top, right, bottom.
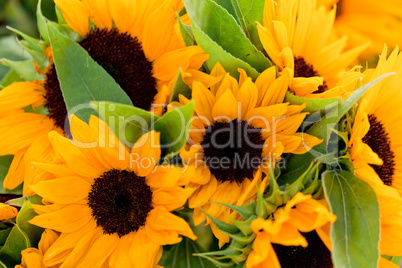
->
349, 46, 402, 257
15, 229, 59, 268
181, 63, 322, 245
0, 0, 209, 193
246, 193, 336, 268
317, 0, 402, 60
257, 0, 368, 97
29, 115, 195, 267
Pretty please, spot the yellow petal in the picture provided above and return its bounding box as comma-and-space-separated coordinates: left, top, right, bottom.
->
0, 203, 18, 220
130, 131, 161, 177
54, 0, 90, 36
212, 89, 238, 121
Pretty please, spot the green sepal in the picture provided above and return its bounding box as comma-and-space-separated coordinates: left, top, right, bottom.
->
0, 59, 44, 81
209, 202, 256, 220
197, 207, 240, 235
169, 68, 192, 103
6, 26, 48, 68
91, 101, 160, 148
285, 92, 341, 113
283, 161, 320, 197
176, 13, 195, 47
0, 229, 11, 246
6, 195, 43, 207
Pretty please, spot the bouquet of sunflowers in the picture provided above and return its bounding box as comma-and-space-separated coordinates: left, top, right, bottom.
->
0, 0, 401, 267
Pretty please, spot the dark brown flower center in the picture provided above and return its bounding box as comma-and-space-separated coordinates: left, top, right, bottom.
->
43, 28, 157, 132
362, 114, 395, 186
336, 0, 344, 18
272, 231, 333, 268
87, 169, 153, 237
293, 56, 328, 93
201, 120, 264, 184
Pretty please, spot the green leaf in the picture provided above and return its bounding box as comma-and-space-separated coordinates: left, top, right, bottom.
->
0, 225, 30, 267
47, 23, 133, 123
278, 73, 392, 185
211, 0, 237, 20
169, 69, 192, 103
91, 101, 160, 148
0, 36, 31, 82
37, 0, 50, 41
0, 70, 22, 88
284, 92, 340, 113
16, 199, 44, 248
159, 237, 213, 268
176, 13, 195, 47
183, 0, 271, 74
230, 0, 266, 52
0, 59, 44, 81
192, 24, 259, 79
0, 155, 23, 195
151, 101, 194, 158
322, 170, 380, 268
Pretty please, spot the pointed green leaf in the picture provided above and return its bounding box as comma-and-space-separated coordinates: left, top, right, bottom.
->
322, 170, 380, 268
198, 206, 240, 235
37, 0, 50, 41
211, 0, 237, 20
0, 59, 44, 81
47, 23, 133, 123
16, 200, 44, 248
192, 24, 259, 79
210, 202, 256, 220
151, 101, 194, 158
91, 101, 160, 148
183, 0, 271, 74
159, 237, 213, 268
230, 0, 266, 51
284, 92, 340, 113
6, 195, 42, 207
169, 69, 192, 103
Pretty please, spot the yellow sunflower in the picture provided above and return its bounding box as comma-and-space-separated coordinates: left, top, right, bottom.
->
246, 193, 336, 268
0, 202, 18, 220
15, 229, 59, 268
181, 63, 322, 245
29, 115, 195, 267
0, 0, 210, 193
349, 46, 402, 257
257, 0, 368, 97
317, 0, 402, 60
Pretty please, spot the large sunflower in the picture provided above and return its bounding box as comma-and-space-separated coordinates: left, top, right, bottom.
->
246, 193, 336, 268
0, 0, 209, 193
317, 0, 402, 60
181, 63, 322, 245
257, 0, 368, 97
349, 46, 402, 257
29, 115, 195, 267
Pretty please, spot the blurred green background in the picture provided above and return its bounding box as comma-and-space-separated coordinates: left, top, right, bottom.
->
0, 0, 55, 81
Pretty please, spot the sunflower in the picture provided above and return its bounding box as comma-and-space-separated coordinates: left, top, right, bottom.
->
15, 229, 59, 268
181, 63, 322, 245
246, 193, 336, 268
317, 0, 402, 61
29, 115, 195, 267
0, 0, 209, 193
349, 46, 402, 257
256, 0, 368, 97
0, 202, 18, 220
